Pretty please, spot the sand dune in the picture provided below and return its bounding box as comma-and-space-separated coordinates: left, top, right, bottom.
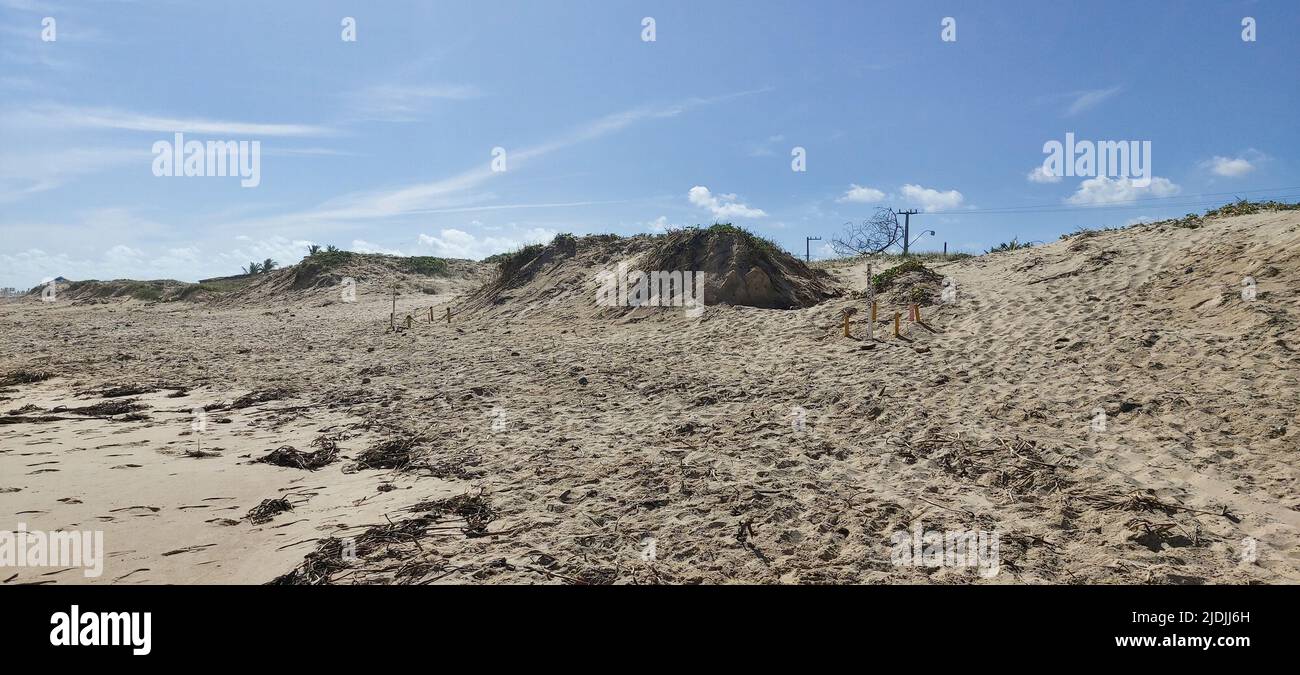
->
1, 209, 1297, 584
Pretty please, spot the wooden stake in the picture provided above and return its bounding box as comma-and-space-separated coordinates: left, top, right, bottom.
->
446, 307, 451, 324
893, 311, 901, 337
841, 308, 857, 338
429, 307, 434, 323
405, 314, 413, 329
914, 304, 922, 323
866, 263, 875, 341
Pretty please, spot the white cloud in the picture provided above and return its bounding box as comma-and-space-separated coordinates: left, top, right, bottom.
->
837, 184, 887, 203
0, 147, 148, 203
899, 184, 964, 212
1065, 176, 1180, 205
1026, 166, 1062, 184
1065, 86, 1123, 116
265, 91, 768, 226
220, 236, 316, 270
688, 186, 767, 219
1205, 156, 1255, 177
104, 244, 144, 264
350, 239, 404, 256
347, 84, 483, 122
5, 104, 332, 137
647, 216, 672, 232
416, 226, 557, 260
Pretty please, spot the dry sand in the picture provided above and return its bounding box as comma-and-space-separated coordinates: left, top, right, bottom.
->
1, 210, 1297, 584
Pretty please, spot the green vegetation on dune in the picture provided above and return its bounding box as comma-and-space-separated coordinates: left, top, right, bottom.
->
300, 249, 355, 270
704, 223, 784, 257
398, 256, 450, 276
296, 247, 450, 277
490, 243, 545, 281
871, 259, 940, 293
63, 279, 170, 302
645, 222, 788, 262
1063, 199, 1300, 237
176, 277, 253, 300
986, 238, 1034, 254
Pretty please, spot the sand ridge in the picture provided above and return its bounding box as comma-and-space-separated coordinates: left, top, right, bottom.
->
1, 210, 1297, 584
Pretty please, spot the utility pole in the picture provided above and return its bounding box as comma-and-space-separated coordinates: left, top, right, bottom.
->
805, 236, 821, 262
895, 209, 919, 256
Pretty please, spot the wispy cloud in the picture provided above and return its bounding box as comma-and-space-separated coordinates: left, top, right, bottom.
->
5, 103, 333, 136
744, 134, 785, 157
280, 89, 771, 224
1064, 85, 1123, 116
347, 83, 483, 122
0, 146, 147, 203
416, 226, 557, 260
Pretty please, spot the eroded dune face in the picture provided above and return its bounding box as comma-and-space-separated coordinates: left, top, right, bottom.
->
1, 210, 1297, 585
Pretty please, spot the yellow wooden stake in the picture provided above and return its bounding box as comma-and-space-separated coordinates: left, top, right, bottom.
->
841, 308, 856, 338
871, 300, 878, 322
914, 304, 922, 323
893, 311, 901, 337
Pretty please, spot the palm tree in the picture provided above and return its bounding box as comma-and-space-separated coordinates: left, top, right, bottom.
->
243, 261, 262, 275
307, 244, 322, 256
262, 258, 278, 273
325, 245, 340, 254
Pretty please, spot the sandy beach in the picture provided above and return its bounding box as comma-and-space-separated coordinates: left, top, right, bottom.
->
2, 208, 1298, 585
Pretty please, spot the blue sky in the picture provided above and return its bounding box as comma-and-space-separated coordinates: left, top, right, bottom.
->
2, 0, 1297, 288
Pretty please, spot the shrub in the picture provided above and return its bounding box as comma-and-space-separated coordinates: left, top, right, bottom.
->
400, 256, 449, 276
871, 259, 939, 292
986, 238, 1033, 254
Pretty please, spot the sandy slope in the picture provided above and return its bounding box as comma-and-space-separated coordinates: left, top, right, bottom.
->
1, 211, 1297, 584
